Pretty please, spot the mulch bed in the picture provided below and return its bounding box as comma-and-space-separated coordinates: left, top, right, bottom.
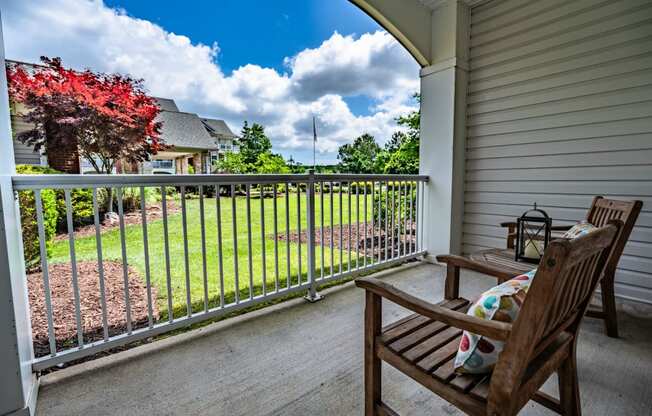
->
27, 261, 158, 358
53, 200, 180, 241
274, 222, 417, 260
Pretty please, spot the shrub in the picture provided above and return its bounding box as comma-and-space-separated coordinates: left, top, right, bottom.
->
349, 181, 372, 193
162, 186, 179, 200
114, 186, 164, 212
373, 183, 417, 232
15, 165, 60, 269
55, 187, 98, 231
16, 165, 101, 232
15, 164, 61, 176
17, 189, 58, 270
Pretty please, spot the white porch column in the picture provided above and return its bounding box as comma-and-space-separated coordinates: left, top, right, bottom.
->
0, 12, 38, 416
419, 0, 470, 260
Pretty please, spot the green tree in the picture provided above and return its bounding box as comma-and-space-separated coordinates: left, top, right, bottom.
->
382, 132, 419, 174
238, 121, 272, 166
256, 153, 290, 174
286, 156, 305, 173
214, 152, 248, 174
396, 93, 420, 133
337, 133, 382, 173
379, 93, 420, 174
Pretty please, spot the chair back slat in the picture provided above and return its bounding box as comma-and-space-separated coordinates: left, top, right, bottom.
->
587, 196, 633, 226
543, 252, 601, 337
585, 196, 642, 277
487, 222, 621, 413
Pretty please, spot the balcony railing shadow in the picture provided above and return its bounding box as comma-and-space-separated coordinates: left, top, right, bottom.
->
34, 263, 652, 416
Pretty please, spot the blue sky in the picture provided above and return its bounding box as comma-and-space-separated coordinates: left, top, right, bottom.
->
103, 0, 382, 117
2, 0, 420, 163
104, 1, 379, 73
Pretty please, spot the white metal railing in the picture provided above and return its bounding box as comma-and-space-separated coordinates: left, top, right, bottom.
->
13, 172, 428, 371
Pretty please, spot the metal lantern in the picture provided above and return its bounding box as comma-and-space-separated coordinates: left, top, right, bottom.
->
515, 203, 552, 263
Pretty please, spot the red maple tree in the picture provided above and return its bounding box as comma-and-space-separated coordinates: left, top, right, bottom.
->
7, 56, 164, 174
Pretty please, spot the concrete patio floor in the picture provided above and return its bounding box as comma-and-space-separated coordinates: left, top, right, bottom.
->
36, 263, 652, 415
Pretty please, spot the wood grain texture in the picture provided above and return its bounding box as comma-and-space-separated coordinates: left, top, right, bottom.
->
358, 223, 621, 415
443, 196, 642, 338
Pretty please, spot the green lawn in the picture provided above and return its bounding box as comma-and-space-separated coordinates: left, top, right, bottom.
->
49, 192, 375, 319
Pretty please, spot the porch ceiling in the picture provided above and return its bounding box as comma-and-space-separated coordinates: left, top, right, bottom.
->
349, 0, 432, 66
349, 0, 487, 67
36, 264, 652, 415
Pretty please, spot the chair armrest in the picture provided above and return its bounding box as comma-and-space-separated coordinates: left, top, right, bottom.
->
436, 254, 516, 282
355, 277, 512, 341
550, 225, 572, 231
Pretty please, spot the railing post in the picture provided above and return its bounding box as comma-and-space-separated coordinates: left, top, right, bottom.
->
0, 12, 38, 415
305, 170, 323, 302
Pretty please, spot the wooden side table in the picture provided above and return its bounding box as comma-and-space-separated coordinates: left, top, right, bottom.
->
468, 248, 535, 277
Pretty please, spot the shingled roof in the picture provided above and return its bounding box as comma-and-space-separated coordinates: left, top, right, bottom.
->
154, 97, 179, 112
200, 118, 238, 139
154, 98, 236, 151
156, 110, 216, 150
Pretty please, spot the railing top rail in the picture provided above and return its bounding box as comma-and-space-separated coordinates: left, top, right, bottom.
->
12, 173, 428, 189
313, 174, 429, 182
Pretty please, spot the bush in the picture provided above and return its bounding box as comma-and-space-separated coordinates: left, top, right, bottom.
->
373, 183, 417, 232
18, 189, 58, 270
15, 164, 61, 176
16, 165, 100, 232
15, 165, 60, 269
153, 186, 178, 201
118, 187, 159, 212
119, 187, 141, 212
349, 181, 373, 193
55, 188, 98, 231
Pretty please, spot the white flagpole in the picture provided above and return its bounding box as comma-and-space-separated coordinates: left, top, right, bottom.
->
312, 116, 317, 170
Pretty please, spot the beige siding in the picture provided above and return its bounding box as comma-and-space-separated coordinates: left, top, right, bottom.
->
11, 117, 40, 165
464, 0, 652, 303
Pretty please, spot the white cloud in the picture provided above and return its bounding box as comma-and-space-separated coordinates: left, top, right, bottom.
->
1, 0, 420, 162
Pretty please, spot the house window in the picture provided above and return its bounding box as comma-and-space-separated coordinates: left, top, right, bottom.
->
152, 159, 174, 169
80, 156, 112, 174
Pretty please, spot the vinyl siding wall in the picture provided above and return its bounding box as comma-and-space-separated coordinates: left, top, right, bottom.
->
11, 117, 41, 165
464, 0, 652, 303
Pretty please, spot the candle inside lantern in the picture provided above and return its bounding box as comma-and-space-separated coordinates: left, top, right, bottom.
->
524, 239, 541, 259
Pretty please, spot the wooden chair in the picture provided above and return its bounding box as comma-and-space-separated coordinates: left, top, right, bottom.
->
356, 221, 621, 416
438, 196, 642, 338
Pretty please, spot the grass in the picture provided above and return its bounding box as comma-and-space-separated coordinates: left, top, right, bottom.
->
49, 192, 376, 320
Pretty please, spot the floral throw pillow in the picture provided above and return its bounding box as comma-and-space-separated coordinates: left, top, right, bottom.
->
562, 222, 597, 239
454, 269, 537, 374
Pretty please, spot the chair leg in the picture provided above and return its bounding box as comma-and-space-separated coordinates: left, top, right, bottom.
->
365, 292, 382, 416
558, 347, 581, 416
444, 264, 460, 300
600, 274, 619, 338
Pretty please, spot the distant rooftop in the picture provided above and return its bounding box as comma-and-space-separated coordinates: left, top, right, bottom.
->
200, 117, 237, 139
153, 97, 179, 112
155, 110, 216, 150
153, 97, 237, 151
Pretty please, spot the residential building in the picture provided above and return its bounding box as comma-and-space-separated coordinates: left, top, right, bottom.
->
7, 60, 238, 174
141, 98, 239, 174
